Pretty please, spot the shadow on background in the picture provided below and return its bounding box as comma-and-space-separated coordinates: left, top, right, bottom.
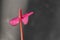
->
24, 0, 57, 40
0, 0, 2, 39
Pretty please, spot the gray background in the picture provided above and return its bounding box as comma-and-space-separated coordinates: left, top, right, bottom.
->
0, 0, 60, 40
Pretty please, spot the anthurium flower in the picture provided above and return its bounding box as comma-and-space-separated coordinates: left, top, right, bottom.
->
9, 11, 34, 26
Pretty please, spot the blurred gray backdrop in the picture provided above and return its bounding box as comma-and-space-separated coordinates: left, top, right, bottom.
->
1, 0, 60, 40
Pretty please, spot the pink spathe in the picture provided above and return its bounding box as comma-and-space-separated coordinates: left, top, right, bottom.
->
9, 12, 34, 26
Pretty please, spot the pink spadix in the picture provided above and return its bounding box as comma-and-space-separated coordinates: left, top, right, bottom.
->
9, 11, 34, 26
